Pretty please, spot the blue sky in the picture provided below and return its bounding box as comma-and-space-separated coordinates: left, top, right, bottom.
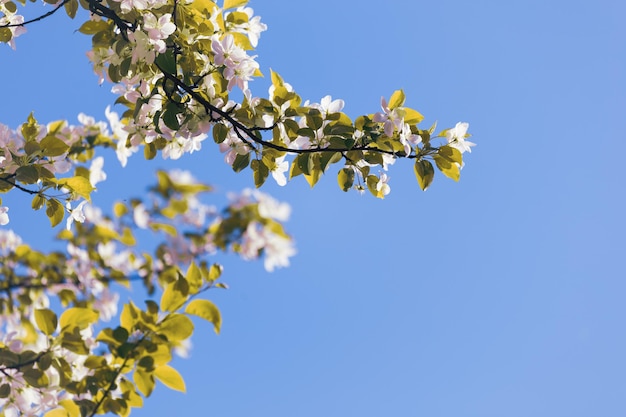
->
2, 1, 625, 416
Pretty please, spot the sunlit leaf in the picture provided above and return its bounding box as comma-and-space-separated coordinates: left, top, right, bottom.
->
185, 299, 221, 334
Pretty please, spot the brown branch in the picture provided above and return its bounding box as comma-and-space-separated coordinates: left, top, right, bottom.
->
155, 64, 422, 159
0, 175, 39, 195
0, 0, 70, 28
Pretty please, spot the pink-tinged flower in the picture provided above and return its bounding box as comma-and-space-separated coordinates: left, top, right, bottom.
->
373, 97, 404, 137
211, 34, 247, 67
219, 131, 251, 165
0, 206, 9, 225
143, 13, 176, 42
445, 122, 475, 154
119, 0, 148, 13
398, 122, 422, 155
65, 200, 88, 230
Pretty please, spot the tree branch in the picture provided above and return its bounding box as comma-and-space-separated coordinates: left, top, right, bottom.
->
0, 175, 38, 195
155, 64, 421, 159
0, 0, 70, 28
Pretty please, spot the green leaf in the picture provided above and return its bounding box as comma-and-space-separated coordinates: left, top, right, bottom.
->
0, 384, 10, 398
155, 49, 177, 74
212, 123, 228, 143
78, 20, 109, 35
32, 194, 45, 210
15, 165, 39, 184
337, 167, 355, 192
387, 89, 406, 109
154, 365, 186, 392
34, 309, 58, 336
251, 159, 269, 188
223, 0, 247, 9
414, 160, 435, 191
40, 135, 70, 157
45, 198, 65, 227
0, 28, 12, 44
59, 307, 99, 331
162, 102, 181, 131
158, 314, 194, 341
232, 153, 250, 172
185, 299, 221, 334
64, 0, 78, 18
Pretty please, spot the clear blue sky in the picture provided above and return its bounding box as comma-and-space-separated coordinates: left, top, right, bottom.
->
1, 1, 625, 416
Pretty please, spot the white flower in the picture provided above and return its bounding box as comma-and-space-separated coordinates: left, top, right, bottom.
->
133, 204, 150, 229
65, 201, 88, 230
445, 122, 475, 154
89, 156, 107, 187
270, 156, 289, 187
376, 173, 391, 197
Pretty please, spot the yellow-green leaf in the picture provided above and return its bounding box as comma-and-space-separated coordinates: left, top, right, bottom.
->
160, 279, 189, 312
433, 155, 460, 181
59, 400, 80, 417
34, 309, 58, 336
57, 176, 94, 200
159, 314, 193, 341
223, 0, 247, 9
44, 408, 70, 417
387, 89, 406, 109
133, 369, 155, 397
45, 198, 65, 227
185, 299, 222, 334
78, 20, 109, 35
403, 107, 424, 124
337, 167, 354, 192
414, 160, 435, 191
154, 365, 186, 392
186, 262, 202, 290
59, 307, 99, 331
40, 135, 70, 157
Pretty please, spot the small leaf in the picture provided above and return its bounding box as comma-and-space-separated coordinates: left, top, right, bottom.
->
78, 20, 109, 35
34, 309, 58, 335
414, 159, 435, 191
337, 167, 355, 192
154, 365, 186, 392
45, 198, 65, 227
185, 299, 222, 334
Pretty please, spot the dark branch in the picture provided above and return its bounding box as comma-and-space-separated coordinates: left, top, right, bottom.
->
0, 0, 70, 29
154, 64, 420, 159
0, 175, 38, 195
